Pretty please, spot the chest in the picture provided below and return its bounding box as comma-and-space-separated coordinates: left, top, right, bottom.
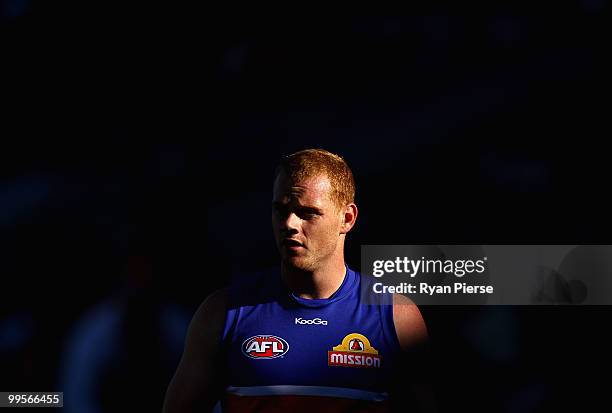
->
223, 302, 399, 391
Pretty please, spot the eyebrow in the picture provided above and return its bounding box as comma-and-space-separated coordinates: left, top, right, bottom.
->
272, 202, 323, 214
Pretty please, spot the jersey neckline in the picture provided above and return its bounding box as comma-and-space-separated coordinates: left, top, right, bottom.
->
282, 265, 357, 308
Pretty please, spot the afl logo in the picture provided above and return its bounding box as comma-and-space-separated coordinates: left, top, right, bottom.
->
242, 335, 289, 359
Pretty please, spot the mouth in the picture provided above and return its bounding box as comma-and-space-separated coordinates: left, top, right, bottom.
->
282, 239, 305, 250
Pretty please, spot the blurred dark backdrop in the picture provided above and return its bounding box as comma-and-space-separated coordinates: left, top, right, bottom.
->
1, 1, 611, 412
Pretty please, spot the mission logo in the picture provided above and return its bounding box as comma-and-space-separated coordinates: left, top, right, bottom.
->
242, 335, 289, 359
328, 333, 381, 368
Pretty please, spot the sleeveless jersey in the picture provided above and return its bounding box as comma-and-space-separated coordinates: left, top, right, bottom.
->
220, 266, 403, 412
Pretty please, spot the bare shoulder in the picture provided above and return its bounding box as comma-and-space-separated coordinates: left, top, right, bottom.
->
162, 288, 229, 413
188, 288, 228, 339
194, 288, 228, 319
392, 293, 429, 351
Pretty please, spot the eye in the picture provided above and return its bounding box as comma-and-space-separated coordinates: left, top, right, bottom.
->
272, 204, 287, 217
297, 209, 318, 220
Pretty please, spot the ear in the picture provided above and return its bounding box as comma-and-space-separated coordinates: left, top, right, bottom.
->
339, 203, 358, 234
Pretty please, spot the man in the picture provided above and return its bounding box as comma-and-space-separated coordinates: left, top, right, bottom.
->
162, 149, 434, 412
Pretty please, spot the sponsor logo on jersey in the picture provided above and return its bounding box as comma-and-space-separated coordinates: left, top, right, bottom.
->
295, 317, 328, 325
328, 333, 381, 368
242, 335, 289, 359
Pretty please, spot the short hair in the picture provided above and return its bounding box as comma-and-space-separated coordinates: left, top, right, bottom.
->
275, 148, 355, 208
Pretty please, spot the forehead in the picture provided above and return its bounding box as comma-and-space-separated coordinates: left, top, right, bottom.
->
273, 172, 333, 206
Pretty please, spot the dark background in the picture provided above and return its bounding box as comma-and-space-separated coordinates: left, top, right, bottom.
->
1, 1, 610, 412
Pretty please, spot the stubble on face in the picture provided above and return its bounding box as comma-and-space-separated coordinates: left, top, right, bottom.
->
272, 172, 343, 273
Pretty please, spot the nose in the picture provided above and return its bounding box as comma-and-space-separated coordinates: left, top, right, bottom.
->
282, 212, 300, 235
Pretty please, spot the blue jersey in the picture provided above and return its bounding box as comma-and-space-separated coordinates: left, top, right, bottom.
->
220, 266, 403, 412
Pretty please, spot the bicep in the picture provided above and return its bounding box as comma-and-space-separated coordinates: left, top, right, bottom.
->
162, 290, 227, 413
393, 294, 428, 351
391, 295, 437, 412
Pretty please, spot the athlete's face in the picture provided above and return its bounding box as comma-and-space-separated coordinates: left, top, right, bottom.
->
272, 171, 353, 272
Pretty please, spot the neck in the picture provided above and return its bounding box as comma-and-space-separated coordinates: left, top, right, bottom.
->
281, 258, 347, 300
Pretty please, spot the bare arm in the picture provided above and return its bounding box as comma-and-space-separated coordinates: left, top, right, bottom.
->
392, 294, 437, 413
162, 289, 227, 413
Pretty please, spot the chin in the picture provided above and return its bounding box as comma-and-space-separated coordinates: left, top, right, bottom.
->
282, 256, 313, 272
